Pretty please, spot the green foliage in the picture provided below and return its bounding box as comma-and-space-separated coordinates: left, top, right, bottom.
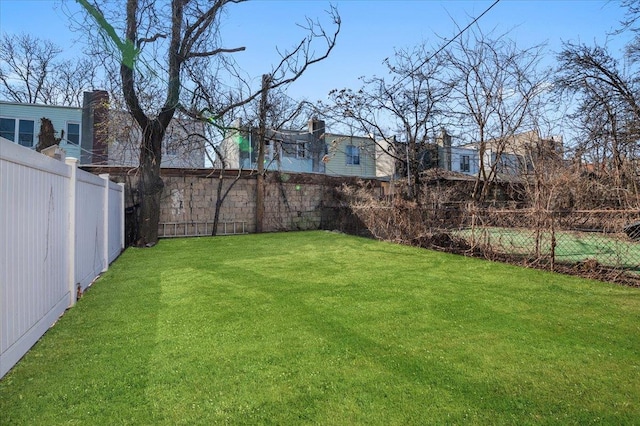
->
1, 232, 639, 424
76, 0, 139, 69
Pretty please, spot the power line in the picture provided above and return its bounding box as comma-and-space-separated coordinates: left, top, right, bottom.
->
389, 0, 501, 91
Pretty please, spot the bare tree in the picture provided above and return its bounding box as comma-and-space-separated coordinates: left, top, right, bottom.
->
551, 0, 640, 209
446, 29, 548, 202
0, 33, 97, 106
45, 58, 99, 107
77, 0, 340, 245
556, 42, 640, 207
0, 33, 61, 104
328, 44, 453, 201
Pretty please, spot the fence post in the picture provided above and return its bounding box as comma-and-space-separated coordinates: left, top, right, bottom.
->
65, 158, 78, 307
550, 210, 556, 272
119, 182, 125, 250
100, 174, 110, 272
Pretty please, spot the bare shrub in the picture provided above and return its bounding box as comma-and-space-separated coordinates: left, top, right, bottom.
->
338, 181, 640, 286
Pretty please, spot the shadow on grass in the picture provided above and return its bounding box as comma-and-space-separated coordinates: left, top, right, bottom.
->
0, 248, 164, 424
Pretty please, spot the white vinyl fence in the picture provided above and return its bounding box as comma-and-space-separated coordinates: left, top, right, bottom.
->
0, 138, 124, 378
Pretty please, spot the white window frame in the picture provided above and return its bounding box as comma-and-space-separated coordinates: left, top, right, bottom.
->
296, 139, 307, 159
346, 144, 360, 166
66, 121, 81, 145
0, 116, 35, 147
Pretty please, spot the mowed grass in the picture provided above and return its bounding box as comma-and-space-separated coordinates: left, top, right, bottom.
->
1, 231, 639, 424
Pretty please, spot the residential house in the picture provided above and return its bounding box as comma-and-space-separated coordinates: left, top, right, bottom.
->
437, 130, 479, 176
220, 119, 379, 178
0, 101, 84, 160
106, 109, 206, 168
461, 130, 563, 177
0, 91, 205, 168
220, 118, 327, 174
324, 133, 377, 178
375, 129, 473, 179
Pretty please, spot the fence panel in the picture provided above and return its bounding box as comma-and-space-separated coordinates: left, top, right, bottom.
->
0, 140, 72, 378
0, 138, 124, 378
75, 171, 107, 291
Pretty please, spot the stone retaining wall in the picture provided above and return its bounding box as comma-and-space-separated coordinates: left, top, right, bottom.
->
83, 167, 378, 239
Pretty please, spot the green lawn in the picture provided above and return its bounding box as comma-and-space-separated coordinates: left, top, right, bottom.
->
1, 231, 639, 424
456, 227, 640, 271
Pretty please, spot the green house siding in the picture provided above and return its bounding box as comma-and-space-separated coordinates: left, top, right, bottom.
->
325, 134, 376, 177
0, 102, 82, 160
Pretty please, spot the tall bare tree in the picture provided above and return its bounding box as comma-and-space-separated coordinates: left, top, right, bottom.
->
556, 42, 640, 206
0, 33, 97, 106
0, 33, 60, 104
77, 0, 339, 245
552, 1, 640, 208
446, 29, 548, 202
328, 44, 453, 201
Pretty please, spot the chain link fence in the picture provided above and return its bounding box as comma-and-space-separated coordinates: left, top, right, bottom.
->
344, 203, 640, 286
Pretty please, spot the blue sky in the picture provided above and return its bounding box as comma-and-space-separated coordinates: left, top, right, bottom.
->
0, 0, 633, 103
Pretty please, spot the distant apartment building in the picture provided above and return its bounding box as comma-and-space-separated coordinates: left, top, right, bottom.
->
461, 130, 563, 177
220, 119, 379, 178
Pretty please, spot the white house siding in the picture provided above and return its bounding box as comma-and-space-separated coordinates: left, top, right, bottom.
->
375, 139, 396, 178
0, 102, 83, 160
450, 146, 479, 176
325, 134, 377, 178
107, 111, 206, 168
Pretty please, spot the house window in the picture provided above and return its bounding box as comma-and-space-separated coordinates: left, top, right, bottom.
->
67, 122, 80, 145
296, 140, 306, 158
460, 155, 470, 172
346, 144, 360, 165
0, 118, 35, 147
0, 118, 14, 141
282, 138, 298, 158
18, 120, 34, 147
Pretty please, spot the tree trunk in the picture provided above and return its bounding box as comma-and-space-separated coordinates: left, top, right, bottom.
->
136, 121, 165, 246
212, 169, 242, 236
212, 173, 224, 236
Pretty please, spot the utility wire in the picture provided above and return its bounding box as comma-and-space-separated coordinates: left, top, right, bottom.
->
389, 0, 501, 91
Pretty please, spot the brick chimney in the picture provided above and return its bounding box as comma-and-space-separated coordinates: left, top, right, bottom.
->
81, 90, 109, 164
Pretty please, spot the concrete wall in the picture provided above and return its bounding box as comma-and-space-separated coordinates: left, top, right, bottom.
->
84, 167, 378, 239
155, 171, 364, 233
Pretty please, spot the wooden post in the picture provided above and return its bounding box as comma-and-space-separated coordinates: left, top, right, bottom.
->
256, 74, 270, 233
